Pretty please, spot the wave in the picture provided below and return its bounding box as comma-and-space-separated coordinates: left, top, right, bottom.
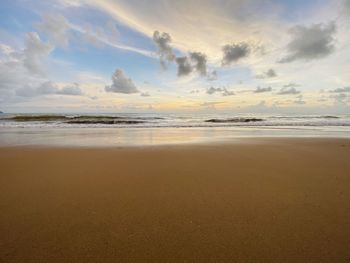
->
269, 115, 340, 119
2, 114, 161, 124
1, 114, 349, 128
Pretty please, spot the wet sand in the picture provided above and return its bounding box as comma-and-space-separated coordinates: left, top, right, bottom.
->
0, 138, 350, 262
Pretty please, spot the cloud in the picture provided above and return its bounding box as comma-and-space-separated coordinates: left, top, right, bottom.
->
0, 43, 45, 101
206, 86, 234, 96
16, 83, 56, 97
189, 52, 207, 76
23, 32, 54, 76
88, 0, 280, 62
279, 22, 336, 63
206, 86, 222, 95
200, 101, 224, 109
222, 42, 250, 65
294, 95, 306, 105
153, 31, 175, 69
254, 86, 272, 93
81, 21, 120, 48
105, 69, 139, 94
175, 56, 192, 76
331, 93, 348, 104
256, 68, 277, 79
190, 89, 200, 94
329, 87, 350, 93
16, 81, 83, 97
59, 0, 83, 7
222, 89, 235, 96
174, 51, 211, 78
284, 82, 301, 88
344, 0, 350, 15
152, 30, 209, 78
277, 87, 301, 95
37, 14, 70, 48
207, 70, 218, 81
56, 83, 83, 95
140, 92, 150, 97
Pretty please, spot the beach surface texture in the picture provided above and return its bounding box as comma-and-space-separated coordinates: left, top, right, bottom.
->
1, 138, 350, 262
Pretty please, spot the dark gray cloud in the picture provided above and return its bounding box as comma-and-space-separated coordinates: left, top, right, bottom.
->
344, 0, 350, 15
266, 69, 277, 78
222, 89, 235, 96
222, 42, 250, 65
329, 87, 350, 93
16, 81, 83, 97
280, 22, 336, 63
175, 56, 192, 76
189, 52, 207, 76
105, 69, 139, 94
277, 87, 301, 95
206, 86, 222, 95
152, 31, 175, 69
207, 86, 234, 96
140, 92, 150, 97
152, 31, 213, 79
173, 51, 210, 78
256, 68, 277, 79
254, 86, 272, 93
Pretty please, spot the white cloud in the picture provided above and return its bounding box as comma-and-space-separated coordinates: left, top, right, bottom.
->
37, 14, 70, 48
331, 93, 348, 104
23, 32, 54, 76
57, 83, 83, 95
86, 0, 285, 62
329, 87, 350, 93
105, 69, 139, 94
16, 81, 83, 97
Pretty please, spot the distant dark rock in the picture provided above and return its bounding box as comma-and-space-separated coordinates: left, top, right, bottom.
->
9, 115, 67, 121
205, 118, 264, 123
323, 115, 339, 119
67, 119, 145, 125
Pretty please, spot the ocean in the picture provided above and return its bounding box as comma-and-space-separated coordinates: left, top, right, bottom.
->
1, 112, 350, 146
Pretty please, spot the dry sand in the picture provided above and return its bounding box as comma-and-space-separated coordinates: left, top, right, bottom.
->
0, 138, 350, 262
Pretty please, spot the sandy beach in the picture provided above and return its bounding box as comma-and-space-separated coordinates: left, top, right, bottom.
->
1, 138, 350, 262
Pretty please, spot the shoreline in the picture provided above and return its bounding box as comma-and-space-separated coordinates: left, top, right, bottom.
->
0, 136, 350, 148
1, 138, 350, 262
1, 126, 350, 148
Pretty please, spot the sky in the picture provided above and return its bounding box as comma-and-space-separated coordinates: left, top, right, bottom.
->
0, 0, 349, 113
